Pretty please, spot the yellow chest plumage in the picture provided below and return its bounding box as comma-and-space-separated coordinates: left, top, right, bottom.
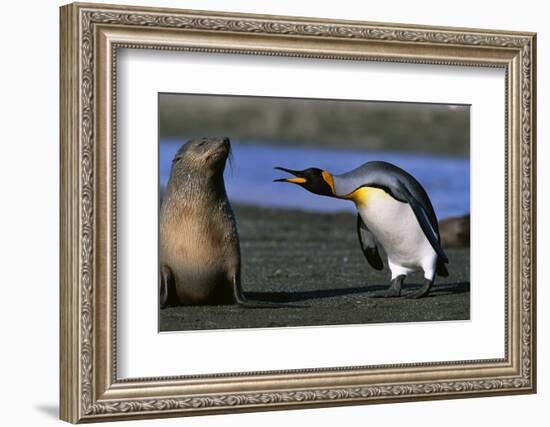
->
346, 186, 388, 207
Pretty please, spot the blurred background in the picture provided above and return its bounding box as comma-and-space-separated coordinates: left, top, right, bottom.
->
159, 93, 470, 219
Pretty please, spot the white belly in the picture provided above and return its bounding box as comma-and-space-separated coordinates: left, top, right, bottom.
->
353, 188, 436, 277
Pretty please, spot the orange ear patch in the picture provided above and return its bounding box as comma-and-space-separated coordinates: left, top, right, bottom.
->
321, 171, 335, 194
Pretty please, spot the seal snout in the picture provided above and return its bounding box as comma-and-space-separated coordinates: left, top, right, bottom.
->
220, 136, 231, 155
214, 136, 231, 154
212, 136, 231, 152
202, 136, 231, 164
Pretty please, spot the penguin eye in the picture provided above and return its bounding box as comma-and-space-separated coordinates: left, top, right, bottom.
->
197, 140, 207, 148
172, 156, 182, 163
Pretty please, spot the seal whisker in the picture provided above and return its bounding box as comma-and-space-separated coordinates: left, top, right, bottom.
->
227, 146, 235, 175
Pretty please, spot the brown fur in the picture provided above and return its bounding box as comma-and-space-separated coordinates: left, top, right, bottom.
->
159, 137, 240, 306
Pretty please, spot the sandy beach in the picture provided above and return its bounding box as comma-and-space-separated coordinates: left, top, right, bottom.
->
159, 204, 470, 332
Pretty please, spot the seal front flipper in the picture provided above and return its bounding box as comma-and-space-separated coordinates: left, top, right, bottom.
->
231, 273, 302, 309
231, 270, 250, 306
356, 214, 383, 270
159, 264, 176, 309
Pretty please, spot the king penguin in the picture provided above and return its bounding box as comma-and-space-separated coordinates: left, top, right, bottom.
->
274, 161, 449, 298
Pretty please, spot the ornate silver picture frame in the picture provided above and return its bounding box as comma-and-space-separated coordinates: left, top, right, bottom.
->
60, 2, 536, 423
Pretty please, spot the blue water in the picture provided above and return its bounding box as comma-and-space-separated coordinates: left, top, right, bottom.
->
160, 139, 470, 219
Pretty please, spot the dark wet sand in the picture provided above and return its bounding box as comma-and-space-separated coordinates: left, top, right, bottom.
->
159, 204, 470, 332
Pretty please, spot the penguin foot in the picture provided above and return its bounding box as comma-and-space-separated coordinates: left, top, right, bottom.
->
406, 279, 433, 299
367, 275, 405, 298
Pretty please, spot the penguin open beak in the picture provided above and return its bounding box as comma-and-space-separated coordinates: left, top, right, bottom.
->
273, 167, 307, 184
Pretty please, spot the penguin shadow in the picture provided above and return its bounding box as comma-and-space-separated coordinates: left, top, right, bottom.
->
246, 287, 372, 304
246, 281, 469, 303
403, 281, 470, 298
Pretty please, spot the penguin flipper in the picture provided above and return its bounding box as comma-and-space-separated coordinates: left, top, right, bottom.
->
397, 182, 449, 264
356, 214, 384, 270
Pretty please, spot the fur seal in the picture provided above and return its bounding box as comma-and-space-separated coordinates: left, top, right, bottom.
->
159, 136, 278, 308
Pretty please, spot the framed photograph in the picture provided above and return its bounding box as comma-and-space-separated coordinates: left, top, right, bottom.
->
59, 2, 536, 423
